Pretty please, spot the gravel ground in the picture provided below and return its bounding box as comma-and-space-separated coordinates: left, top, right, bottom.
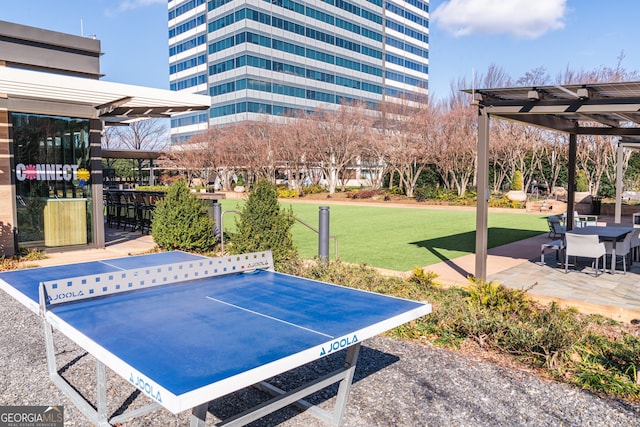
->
2, 291, 639, 427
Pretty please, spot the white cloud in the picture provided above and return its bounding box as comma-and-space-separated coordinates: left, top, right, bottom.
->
431, 0, 567, 39
106, 0, 165, 17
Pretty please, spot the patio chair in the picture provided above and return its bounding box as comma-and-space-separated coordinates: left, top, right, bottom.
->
539, 199, 553, 212
581, 214, 598, 227
604, 230, 636, 274
561, 211, 593, 228
631, 228, 640, 262
564, 233, 606, 277
547, 215, 566, 239
540, 239, 564, 266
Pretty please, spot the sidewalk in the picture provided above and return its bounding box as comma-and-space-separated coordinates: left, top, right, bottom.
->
424, 233, 550, 286
24, 228, 157, 268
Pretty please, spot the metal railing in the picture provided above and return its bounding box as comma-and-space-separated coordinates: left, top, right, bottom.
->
219, 209, 241, 255
293, 216, 339, 260
219, 209, 338, 259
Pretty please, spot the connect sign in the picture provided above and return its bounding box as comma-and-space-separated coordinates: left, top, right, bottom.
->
15, 163, 90, 184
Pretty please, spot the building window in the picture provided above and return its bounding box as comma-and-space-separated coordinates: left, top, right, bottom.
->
169, 0, 206, 20
12, 113, 92, 249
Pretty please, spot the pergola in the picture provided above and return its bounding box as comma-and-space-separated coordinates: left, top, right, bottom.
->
102, 149, 165, 186
0, 65, 211, 250
468, 81, 640, 281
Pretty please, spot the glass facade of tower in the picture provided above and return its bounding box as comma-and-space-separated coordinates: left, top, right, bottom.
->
168, 0, 429, 142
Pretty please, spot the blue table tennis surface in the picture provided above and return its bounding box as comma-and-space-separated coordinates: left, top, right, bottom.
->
0, 251, 429, 407
0, 251, 203, 308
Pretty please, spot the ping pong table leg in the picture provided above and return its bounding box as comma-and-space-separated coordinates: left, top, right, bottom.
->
42, 319, 111, 426
190, 403, 209, 427
330, 342, 360, 425
97, 361, 109, 425
42, 318, 163, 427
234, 342, 361, 427
43, 321, 57, 382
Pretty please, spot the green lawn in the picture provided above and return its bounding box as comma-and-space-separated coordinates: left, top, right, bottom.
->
219, 200, 549, 272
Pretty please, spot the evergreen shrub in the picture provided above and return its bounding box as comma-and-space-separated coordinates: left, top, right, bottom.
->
135, 186, 169, 193
151, 180, 215, 252
304, 184, 327, 194
346, 189, 385, 199
511, 170, 524, 191
277, 187, 299, 198
576, 170, 590, 192
228, 180, 299, 271
414, 187, 458, 201
386, 186, 405, 196
488, 196, 525, 209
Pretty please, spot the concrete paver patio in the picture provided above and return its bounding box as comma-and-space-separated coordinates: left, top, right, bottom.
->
425, 215, 640, 323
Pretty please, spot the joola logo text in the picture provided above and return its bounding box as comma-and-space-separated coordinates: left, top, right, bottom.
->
320, 335, 358, 356
130, 373, 162, 403
47, 290, 85, 303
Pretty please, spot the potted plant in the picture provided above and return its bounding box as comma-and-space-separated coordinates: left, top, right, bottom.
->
574, 170, 591, 204
507, 170, 527, 202
234, 173, 245, 192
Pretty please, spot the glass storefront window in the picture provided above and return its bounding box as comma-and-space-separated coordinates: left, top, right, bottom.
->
12, 113, 93, 249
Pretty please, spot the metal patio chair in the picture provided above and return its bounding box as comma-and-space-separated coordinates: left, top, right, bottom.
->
564, 233, 606, 277
547, 215, 566, 239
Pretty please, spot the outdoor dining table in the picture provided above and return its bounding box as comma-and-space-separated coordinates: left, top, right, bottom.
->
565, 225, 635, 274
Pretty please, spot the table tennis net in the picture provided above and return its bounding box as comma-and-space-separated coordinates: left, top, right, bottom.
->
39, 251, 273, 311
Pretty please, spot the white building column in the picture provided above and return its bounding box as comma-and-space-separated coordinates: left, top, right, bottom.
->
615, 143, 624, 224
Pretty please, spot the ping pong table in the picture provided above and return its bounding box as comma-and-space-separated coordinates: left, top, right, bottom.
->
0, 250, 431, 426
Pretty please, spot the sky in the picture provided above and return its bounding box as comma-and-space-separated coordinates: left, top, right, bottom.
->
3, 0, 640, 101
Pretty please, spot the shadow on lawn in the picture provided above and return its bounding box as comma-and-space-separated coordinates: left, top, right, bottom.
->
409, 227, 543, 277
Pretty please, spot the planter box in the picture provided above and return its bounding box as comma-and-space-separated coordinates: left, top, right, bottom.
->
598, 203, 640, 217
574, 192, 591, 204
506, 190, 527, 202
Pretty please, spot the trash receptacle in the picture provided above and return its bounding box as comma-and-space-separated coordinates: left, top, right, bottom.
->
591, 196, 601, 215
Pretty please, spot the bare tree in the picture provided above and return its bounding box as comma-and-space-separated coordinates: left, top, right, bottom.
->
479, 63, 513, 90
576, 133, 616, 195
432, 93, 477, 196
359, 127, 389, 189
108, 119, 169, 185
272, 117, 313, 194
101, 126, 120, 170
515, 66, 550, 87
109, 119, 169, 151
159, 128, 220, 186
372, 93, 439, 197
303, 103, 373, 194
541, 132, 569, 193
556, 58, 640, 195
230, 119, 279, 186
489, 121, 523, 193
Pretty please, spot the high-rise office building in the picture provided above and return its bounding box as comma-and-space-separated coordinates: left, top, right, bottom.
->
168, 0, 428, 142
